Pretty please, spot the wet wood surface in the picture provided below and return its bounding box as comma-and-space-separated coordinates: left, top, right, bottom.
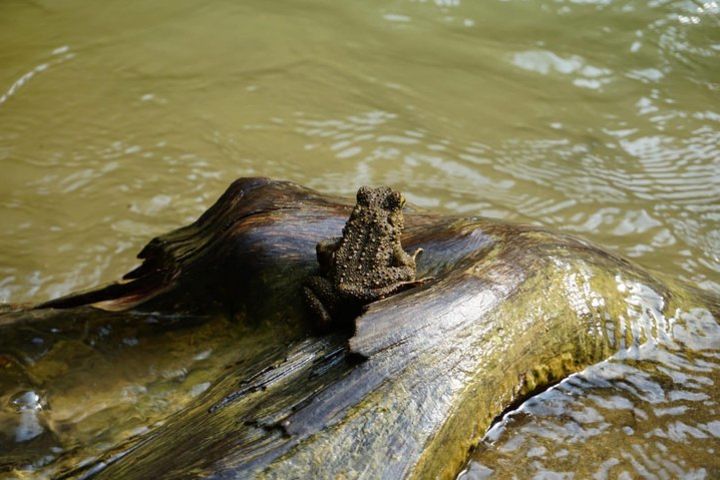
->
3, 178, 717, 479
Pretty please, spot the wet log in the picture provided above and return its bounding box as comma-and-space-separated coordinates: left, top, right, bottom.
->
3, 177, 718, 479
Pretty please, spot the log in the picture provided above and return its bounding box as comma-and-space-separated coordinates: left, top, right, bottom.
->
1, 177, 717, 479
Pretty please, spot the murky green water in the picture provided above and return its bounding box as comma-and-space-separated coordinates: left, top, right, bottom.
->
1, 0, 718, 478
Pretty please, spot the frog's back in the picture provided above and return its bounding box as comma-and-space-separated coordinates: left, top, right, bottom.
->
332, 227, 394, 287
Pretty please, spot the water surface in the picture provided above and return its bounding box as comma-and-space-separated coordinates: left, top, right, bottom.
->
1, 0, 717, 304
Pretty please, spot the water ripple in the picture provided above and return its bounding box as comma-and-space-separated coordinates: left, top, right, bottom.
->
463, 307, 720, 479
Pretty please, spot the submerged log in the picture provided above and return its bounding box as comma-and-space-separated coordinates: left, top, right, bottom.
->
2, 178, 718, 479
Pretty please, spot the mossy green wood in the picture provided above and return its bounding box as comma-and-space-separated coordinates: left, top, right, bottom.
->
3, 178, 717, 479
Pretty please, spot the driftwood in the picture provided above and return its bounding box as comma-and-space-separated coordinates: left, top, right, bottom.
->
1, 177, 718, 479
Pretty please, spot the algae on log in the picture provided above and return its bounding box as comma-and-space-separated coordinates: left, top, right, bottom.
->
4, 178, 718, 479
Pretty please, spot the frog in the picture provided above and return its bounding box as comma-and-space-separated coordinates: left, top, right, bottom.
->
303, 185, 426, 330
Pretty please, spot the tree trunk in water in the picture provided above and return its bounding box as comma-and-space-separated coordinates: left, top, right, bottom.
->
2, 178, 718, 479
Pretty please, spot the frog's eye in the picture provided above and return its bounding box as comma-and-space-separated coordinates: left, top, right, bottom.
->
383, 191, 404, 210
356, 186, 372, 206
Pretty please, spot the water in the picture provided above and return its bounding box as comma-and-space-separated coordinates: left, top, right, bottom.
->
1, 0, 718, 304
0, 0, 718, 478
461, 307, 720, 479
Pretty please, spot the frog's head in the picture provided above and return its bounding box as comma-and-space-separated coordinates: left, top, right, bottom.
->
356, 186, 405, 212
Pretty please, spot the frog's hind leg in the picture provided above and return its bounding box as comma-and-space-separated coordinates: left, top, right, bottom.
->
337, 266, 424, 303
303, 276, 341, 332
376, 267, 426, 299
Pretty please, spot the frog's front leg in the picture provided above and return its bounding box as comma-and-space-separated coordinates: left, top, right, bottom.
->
391, 243, 423, 268
303, 275, 341, 331
408, 248, 433, 282
387, 245, 431, 291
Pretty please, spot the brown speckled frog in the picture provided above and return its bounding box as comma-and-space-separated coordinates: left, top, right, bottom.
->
303, 186, 426, 330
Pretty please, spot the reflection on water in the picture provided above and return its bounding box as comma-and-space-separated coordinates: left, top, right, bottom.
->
0, 0, 718, 477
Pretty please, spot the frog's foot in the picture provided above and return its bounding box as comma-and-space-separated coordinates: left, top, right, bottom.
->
411, 276, 433, 286
411, 248, 424, 261
303, 276, 337, 332
396, 276, 433, 292
303, 287, 332, 330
